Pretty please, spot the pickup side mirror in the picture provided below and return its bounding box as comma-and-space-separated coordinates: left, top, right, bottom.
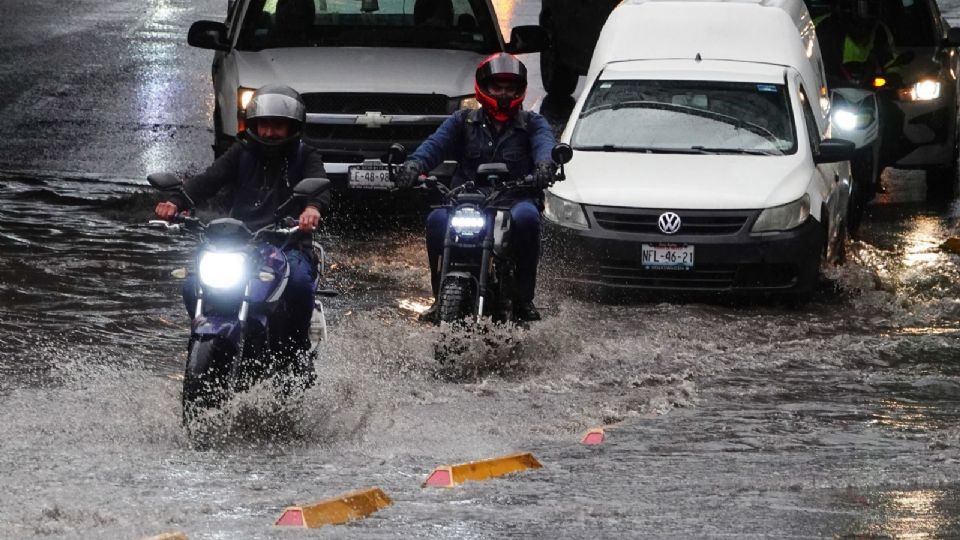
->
147, 172, 182, 191
552, 143, 573, 165
188, 20, 230, 51
293, 177, 332, 198
505, 25, 547, 54
946, 27, 960, 47
814, 138, 856, 164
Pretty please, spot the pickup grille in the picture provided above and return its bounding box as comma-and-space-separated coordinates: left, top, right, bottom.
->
301, 93, 451, 114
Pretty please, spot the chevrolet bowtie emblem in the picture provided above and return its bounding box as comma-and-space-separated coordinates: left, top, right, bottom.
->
356, 111, 392, 128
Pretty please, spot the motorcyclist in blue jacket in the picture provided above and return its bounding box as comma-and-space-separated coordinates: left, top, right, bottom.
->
395, 53, 558, 322
154, 84, 326, 366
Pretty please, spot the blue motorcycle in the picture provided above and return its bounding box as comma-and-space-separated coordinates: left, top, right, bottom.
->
147, 173, 332, 429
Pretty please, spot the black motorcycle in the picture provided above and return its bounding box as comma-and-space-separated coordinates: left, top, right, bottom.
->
147, 173, 333, 431
386, 143, 573, 324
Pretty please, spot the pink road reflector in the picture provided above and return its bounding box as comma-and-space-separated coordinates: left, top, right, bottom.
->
581, 428, 605, 445
423, 468, 453, 488
275, 508, 305, 527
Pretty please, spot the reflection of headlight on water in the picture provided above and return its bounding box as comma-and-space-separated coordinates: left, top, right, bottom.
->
450, 207, 486, 235
832, 108, 873, 131
198, 251, 247, 289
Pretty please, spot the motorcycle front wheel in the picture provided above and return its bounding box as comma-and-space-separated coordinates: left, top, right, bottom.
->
438, 277, 476, 323
182, 336, 237, 428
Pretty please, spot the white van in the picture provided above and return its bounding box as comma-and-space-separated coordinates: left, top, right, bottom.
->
543, 0, 854, 297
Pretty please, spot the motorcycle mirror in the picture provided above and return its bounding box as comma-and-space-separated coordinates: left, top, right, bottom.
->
293, 177, 332, 198
384, 143, 407, 165
551, 143, 573, 165
147, 172, 182, 191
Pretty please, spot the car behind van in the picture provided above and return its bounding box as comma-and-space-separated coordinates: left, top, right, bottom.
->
544, 0, 854, 298
187, 0, 544, 190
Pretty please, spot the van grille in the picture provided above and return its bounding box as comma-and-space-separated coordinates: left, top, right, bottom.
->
590, 208, 754, 236
301, 93, 451, 114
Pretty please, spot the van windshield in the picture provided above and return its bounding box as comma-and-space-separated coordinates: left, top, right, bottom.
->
572, 80, 797, 155
236, 0, 501, 52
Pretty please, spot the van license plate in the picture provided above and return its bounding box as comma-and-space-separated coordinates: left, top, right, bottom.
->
348, 161, 393, 190
642, 243, 694, 270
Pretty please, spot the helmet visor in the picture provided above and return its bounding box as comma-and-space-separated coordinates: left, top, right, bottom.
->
477, 54, 527, 88
246, 93, 306, 123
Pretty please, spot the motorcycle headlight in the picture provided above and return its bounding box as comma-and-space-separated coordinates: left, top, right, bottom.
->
450, 206, 486, 236
543, 190, 589, 229
458, 96, 481, 110
198, 251, 247, 289
899, 80, 942, 101
832, 108, 874, 131
751, 194, 810, 233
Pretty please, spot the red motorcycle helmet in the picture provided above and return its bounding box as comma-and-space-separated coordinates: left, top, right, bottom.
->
475, 53, 527, 123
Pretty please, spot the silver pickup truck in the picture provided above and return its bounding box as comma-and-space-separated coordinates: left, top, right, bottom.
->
187, 0, 545, 190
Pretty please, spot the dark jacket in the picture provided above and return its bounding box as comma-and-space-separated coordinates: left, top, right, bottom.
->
409, 108, 556, 189
170, 141, 328, 232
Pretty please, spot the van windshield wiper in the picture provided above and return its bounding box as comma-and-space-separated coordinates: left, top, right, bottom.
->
690, 146, 783, 155
575, 144, 710, 154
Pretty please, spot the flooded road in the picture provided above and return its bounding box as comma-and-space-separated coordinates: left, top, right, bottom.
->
1, 0, 960, 538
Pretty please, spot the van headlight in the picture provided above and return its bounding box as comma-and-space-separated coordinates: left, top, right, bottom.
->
543, 190, 589, 229
450, 206, 486, 236
198, 251, 247, 289
751, 194, 810, 233
899, 80, 942, 101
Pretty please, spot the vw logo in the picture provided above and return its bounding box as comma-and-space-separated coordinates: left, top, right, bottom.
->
657, 212, 682, 234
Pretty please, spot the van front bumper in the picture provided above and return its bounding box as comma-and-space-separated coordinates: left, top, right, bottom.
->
542, 207, 824, 294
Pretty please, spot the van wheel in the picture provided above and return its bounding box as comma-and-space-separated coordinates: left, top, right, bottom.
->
926, 162, 958, 200
540, 46, 578, 96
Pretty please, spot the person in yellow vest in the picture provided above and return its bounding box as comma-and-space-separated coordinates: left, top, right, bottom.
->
814, 0, 901, 85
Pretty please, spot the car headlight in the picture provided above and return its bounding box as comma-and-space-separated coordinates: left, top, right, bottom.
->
898, 80, 942, 101
832, 108, 874, 131
450, 206, 486, 236
543, 190, 589, 229
198, 251, 247, 289
751, 194, 810, 233
458, 96, 481, 110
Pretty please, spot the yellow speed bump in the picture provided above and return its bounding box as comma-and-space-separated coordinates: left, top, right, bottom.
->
423, 452, 543, 488
274, 487, 393, 528
141, 534, 188, 540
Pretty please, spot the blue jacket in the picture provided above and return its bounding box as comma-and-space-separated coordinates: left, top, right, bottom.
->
410, 108, 556, 188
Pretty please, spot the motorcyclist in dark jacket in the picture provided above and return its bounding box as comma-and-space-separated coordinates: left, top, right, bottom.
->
395, 53, 558, 322
154, 84, 327, 357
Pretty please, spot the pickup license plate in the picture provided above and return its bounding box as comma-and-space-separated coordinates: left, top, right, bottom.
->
641, 243, 694, 270
348, 161, 393, 190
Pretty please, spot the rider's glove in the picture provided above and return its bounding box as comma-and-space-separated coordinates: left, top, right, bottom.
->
533, 161, 558, 189
395, 160, 424, 189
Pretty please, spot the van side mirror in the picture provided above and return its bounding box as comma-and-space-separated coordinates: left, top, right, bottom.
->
293, 178, 332, 198
946, 27, 960, 47
552, 143, 573, 165
506, 26, 547, 54
147, 172, 182, 192
814, 139, 855, 164
188, 21, 230, 51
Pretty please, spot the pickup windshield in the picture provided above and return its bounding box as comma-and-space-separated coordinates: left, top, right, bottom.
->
236, 0, 501, 52
572, 80, 797, 155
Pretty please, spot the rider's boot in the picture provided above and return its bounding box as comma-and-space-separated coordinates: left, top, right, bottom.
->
516, 301, 541, 322
419, 300, 440, 323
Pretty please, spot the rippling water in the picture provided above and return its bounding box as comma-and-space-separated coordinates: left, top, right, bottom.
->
1, 165, 959, 538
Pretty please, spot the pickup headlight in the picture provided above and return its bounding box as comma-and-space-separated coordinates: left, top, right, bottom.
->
751, 194, 810, 233
543, 190, 589, 229
458, 96, 481, 110
832, 108, 874, 131
898, 80, 942, 101
198, 251, 247, 289
237, 87, 256, 132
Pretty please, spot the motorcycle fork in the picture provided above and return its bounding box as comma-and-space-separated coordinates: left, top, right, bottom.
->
476, 224, 496, 322
226, 281, 253, 388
